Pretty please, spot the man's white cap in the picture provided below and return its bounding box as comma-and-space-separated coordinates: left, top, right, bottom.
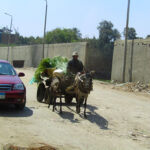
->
72, 51, 78, 56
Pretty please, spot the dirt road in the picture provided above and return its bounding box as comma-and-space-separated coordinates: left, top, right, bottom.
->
0, 68, 150, 150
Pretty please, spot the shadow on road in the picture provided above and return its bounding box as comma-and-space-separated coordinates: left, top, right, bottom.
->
59, 111, 80, 123
0, 105, 33, 117
86, 104, 108, 129
54, 102, 108, 129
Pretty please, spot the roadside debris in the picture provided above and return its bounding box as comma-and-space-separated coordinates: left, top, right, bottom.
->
112, 81, 150, 93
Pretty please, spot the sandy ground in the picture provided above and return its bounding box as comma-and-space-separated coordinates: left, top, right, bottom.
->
0, 68, 150, 150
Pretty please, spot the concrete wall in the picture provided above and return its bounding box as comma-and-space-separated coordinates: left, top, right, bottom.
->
85, 44, 112, 79
0, 42, 87, 67
111, 39, 150, 83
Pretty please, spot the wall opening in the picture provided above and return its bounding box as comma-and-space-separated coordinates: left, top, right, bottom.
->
13, 60, 24, 68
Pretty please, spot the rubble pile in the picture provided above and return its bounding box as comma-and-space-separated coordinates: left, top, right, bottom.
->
112, 81, 150, 93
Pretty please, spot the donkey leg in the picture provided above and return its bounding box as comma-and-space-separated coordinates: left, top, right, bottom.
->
84, 98, 87, 118
48, 93, 51, 108
60, 96, 62, 114
78, 102, 81, 114
76, 95, 78, 113
48, 95, 50, 108
76, 95, 80, 114
48, 88, 51, 108
53, 97, 56, 112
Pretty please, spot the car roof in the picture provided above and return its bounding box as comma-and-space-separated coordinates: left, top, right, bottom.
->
0, 60, 9, 64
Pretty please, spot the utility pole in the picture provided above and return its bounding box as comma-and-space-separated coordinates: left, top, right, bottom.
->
5, 12, 13, 61
123, 0, 130, 82
42, 0, 48, 59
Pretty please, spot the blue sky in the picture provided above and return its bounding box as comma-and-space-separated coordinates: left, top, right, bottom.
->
0, 0, 149, 38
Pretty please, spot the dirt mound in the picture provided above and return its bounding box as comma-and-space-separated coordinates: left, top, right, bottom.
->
3, 144, 57, 150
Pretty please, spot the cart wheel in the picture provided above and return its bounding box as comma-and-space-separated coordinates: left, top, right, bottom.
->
47, 87, 54, 107
45, 87, 52, 104
37, 82, 45, 102
44, 88, 49, 104
65, 95, 73, 104
49, 87, 54, 104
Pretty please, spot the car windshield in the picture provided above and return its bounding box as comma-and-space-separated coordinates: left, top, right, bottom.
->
0, 62, 16, 76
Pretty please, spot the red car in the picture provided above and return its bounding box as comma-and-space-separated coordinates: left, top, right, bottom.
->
0, 60, 26, 110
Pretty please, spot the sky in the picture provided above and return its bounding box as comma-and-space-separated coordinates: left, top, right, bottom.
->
0, 0, 149, 39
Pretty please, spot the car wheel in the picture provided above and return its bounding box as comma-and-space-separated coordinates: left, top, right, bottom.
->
37, 82, 45, 102
15, 98, 26, 110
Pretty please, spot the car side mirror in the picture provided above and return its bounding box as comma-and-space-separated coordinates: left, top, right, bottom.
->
18, 72, 25, 77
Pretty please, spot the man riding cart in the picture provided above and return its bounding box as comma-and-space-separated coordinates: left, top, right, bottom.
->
67, 51, 84, 74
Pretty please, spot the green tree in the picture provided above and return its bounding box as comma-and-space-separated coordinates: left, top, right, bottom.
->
0, 27, 10, 33
97, 20, 121, 55
123, 27, 137, 39
45, 28, 81, 44
17, 35, 43, 45
35, 36, 42, 44
146, 35, 150, 38
82, 36, 99, 48
17, 36, 28, 45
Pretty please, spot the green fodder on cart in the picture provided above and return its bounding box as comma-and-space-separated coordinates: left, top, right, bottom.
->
30, 56, 69, 84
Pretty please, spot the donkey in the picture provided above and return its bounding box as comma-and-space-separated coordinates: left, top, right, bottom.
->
48, 76, 63, 113
48, 71, 94, 117
74, 71, 94, 118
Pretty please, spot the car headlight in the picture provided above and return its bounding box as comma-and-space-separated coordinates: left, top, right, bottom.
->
13, 84, 24, 90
